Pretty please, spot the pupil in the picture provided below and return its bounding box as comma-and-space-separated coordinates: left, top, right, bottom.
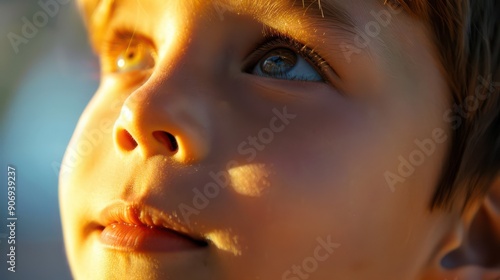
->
260, 49, 297, 75
127, 50, 136, 59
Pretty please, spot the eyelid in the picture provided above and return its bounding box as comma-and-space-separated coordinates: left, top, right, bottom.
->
243, 28, 337, 83
100, 29, 136, 55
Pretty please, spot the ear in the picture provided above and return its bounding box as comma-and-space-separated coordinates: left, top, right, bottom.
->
423, 177, 500, 280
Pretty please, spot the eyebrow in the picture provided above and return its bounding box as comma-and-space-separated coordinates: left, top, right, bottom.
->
222, 0, 357, 36
287, 0, 357, 33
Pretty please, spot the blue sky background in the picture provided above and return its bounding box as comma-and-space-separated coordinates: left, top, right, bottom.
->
1, 1, 99, 278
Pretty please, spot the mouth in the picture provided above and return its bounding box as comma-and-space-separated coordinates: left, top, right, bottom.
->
97, 202, 208, 252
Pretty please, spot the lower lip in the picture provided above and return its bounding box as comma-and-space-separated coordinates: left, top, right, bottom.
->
99, 223, 205, 252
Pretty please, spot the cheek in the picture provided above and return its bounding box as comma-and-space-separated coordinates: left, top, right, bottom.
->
238, 100, 448, 275
59, 99, 139, 280
59, 87, 124, 246
60, 82, 127, 179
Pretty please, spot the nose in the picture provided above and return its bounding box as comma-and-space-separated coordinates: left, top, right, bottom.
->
113, 77, 211, 163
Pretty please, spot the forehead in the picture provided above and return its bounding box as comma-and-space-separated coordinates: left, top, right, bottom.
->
77, 0, 377, 56
78, 0, 359, 32
78, 0, 350, 16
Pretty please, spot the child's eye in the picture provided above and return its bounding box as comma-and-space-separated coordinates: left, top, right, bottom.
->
100, 32, 156, 74
114, 44, 155, 73
246, 35, 328, 82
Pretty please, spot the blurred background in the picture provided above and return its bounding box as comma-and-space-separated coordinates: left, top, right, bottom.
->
0, 0, 99, 279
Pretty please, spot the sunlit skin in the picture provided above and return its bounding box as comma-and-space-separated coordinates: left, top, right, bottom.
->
59, 0, 477, 279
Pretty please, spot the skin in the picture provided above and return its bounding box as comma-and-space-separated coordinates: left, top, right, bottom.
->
59, 0, 465, 279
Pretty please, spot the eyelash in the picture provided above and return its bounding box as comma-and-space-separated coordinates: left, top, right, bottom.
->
244, 29, 331, 81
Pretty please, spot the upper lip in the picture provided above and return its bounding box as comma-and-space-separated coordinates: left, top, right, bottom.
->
98, 201, 207, 244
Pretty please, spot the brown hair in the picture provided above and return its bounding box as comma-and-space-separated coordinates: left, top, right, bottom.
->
395, 0, 500, 210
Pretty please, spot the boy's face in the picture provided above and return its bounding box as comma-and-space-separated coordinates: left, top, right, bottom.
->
60, 0, 456, 279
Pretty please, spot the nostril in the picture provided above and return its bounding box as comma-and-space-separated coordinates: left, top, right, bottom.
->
153, 131, 178, 152
117, 129, 138, 151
